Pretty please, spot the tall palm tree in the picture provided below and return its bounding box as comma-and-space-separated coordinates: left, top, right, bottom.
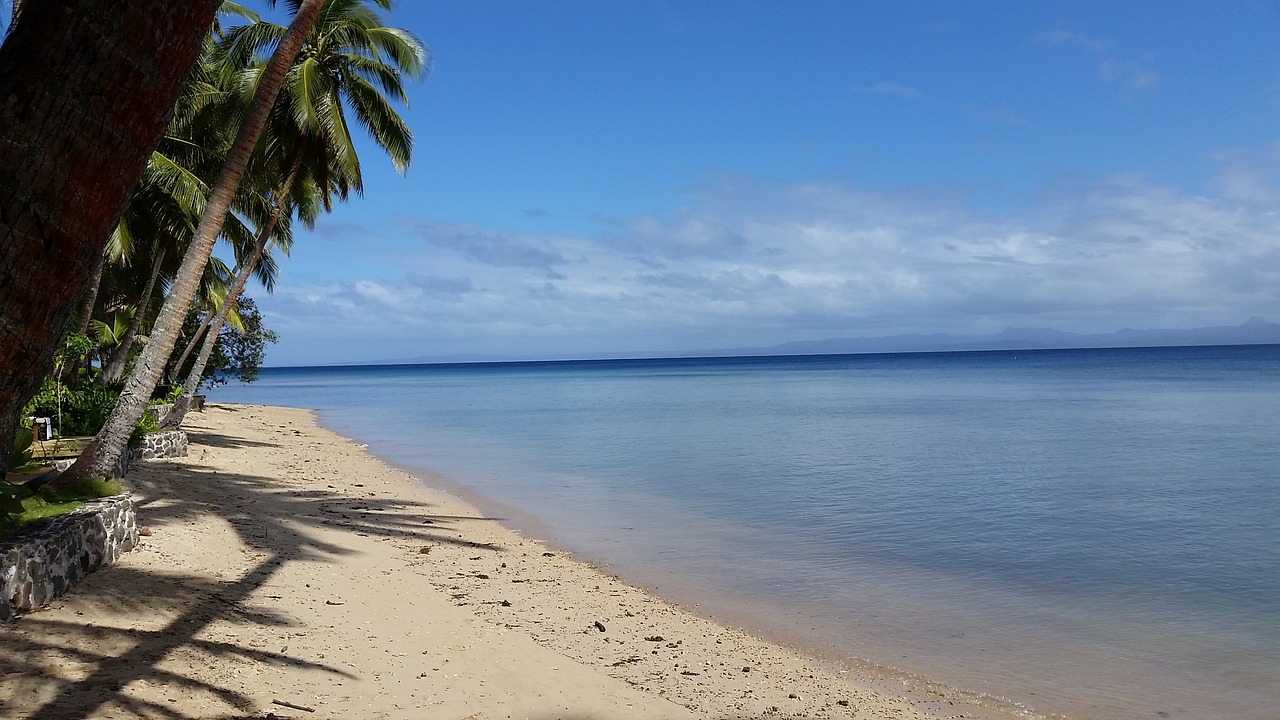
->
163, 0, 428, 428
94, 43, 277, 389
61, 0, 332, 484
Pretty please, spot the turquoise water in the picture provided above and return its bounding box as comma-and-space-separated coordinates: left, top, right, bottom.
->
210, 345, 1280, 719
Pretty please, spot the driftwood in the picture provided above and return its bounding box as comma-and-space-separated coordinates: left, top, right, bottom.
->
271, 698, 316, 713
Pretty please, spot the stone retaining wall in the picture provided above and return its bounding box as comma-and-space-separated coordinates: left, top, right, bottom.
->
3, 430, 186, 620
0, 494, 138, 622
50, 430, 187, 475
146, 403, 173, 425
134, 430, 187, 461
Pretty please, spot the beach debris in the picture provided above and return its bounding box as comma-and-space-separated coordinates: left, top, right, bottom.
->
610, 655, 643, 667
475, 573, 490, 579
788, 693, 800, 699
593, 621, 607, 632
418, 546, 433, 554
681, 670, 700, 676
836, 699, 851, 707
542, 552, 555, 557
742, 666, 752, 672
325, 600, 345, 606
500, 599, 512, 607
644, 635, 665, 642
271, 699, 315, 713
138, 526, 153, 536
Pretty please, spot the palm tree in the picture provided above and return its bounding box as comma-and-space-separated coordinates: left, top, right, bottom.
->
0, 1, 219, 475
61, 0, 332, 484
163, 0, 428, 429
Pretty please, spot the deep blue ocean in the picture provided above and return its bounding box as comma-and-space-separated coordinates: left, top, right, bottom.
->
208, 345, 1280, 720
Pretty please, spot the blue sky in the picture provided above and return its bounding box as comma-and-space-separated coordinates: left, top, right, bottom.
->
13, 2, 1280, 364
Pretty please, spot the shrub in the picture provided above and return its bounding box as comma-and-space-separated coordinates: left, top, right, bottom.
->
21, 381, 120, 438
64, 387, 119, 436
129, 411, 158, 448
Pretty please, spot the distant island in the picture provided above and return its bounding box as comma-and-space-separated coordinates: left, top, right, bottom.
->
704, 316, 1280, 358
377, 317, 1280, 365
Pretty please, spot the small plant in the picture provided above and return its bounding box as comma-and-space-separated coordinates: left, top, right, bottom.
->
9, 425, 35, 472
129, 411, 159, 448
151, 385, 183, 405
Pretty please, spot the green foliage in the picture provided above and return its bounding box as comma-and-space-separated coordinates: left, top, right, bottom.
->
10, 426, 34, 471
151, 385, 184, 405
57, 332, 96, 366
64, 387, 120, 436
177, 296, 277, 388
20, 330, 118, 439
0, 486, 27, 516
130, 411, 159, 448
23, 380, 130, 439
39, 477, 124, 503
0, 477, 125, 540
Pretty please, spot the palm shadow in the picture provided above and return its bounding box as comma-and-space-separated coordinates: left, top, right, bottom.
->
180, 431, 281, 450
3, 439, 506, 720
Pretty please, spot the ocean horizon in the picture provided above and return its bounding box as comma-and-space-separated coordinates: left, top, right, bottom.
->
209, 344, 1280, 719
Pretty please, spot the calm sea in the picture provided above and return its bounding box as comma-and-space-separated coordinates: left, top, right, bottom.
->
208, 345, 1280, 720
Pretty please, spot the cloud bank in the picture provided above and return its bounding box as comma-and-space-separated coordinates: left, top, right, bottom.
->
261, 155, 1280, 364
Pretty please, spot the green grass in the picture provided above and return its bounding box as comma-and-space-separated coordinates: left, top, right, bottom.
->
0, 477, 125, 541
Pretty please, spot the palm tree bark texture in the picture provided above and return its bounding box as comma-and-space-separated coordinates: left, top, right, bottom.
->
0, 1, 219, 474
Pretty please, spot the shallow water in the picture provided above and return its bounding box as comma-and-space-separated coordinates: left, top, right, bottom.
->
210, 345, 1280, 719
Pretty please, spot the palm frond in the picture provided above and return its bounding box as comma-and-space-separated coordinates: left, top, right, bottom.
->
343, 73, 413, 173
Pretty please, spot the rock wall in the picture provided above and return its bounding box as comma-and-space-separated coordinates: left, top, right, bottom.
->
0, 494, 138, 622
134, 430, 187, 461
50, 429, 187, 474
146, 403, 173, 425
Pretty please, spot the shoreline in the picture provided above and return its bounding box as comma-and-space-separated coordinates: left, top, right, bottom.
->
374, 445, 1035, 720
0, 402, 975, 719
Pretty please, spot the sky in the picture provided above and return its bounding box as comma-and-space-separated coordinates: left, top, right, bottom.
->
14, 2, 1280, 364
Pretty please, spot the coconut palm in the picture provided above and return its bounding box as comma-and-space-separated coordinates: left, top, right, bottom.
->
162, 0, 427, 428
61, 0, 332, 484
94, 45, 279, 389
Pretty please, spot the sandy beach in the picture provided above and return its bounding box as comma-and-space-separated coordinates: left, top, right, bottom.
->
0, 403, 962, 719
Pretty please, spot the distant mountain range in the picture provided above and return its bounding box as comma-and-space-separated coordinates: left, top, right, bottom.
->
377, 318, 1280, 366
697, 317, 1280, 358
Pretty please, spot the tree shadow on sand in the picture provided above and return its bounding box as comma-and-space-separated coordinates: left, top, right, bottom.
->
0, 431, 507, 720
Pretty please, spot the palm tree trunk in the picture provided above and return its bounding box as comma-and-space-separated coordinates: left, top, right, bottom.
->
61, 251, 106, 384
98, 248, 166, 386
61, 0, 327, 483
171, 305, 217, 383
0, 1, 219, 476
71, 250, 105, 336
163, 162, 300, 430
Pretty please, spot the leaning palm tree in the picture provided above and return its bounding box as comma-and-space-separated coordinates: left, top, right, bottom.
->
61, 0, 333, 484
95, 35, 278, 389
162, 0, 427, 428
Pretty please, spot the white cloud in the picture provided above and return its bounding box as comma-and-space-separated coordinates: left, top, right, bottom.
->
855, 81, 924, 100
1040, 27, 1160, 92
257, 153, 1280, 364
